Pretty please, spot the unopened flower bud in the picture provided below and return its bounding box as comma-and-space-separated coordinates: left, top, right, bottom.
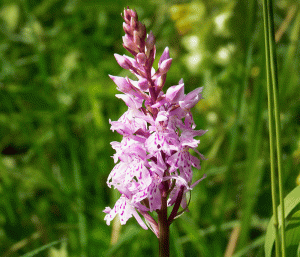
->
123, 22, 132, 35
114, 54, 132, 70
123, 8, 132, 23
137, 21, 146, 40
146, 31, 155, 51
159, 47, 170, 66
128, 9, 138, 20
123, 35, 138, 53
133, 30, 141, 47
138, 78, 150, 90
136, 53, 147, 66
130, 17, 137, 30
158, 58, 172, 74
109, 75, 132, 93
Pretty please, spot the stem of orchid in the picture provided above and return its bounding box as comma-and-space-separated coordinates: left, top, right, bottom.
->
158, 184, 170, 257
168, 186, 184, 224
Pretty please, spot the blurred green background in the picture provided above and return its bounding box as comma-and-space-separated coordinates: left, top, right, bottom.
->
0, 0, 299, 256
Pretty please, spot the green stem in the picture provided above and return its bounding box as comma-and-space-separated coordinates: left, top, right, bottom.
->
70, 140, 88, 257
266, 0, 286, 256
262, 0, 279, 256
262, 0, 286, 256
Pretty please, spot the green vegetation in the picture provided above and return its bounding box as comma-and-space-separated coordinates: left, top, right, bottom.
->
0, 0, 299, 256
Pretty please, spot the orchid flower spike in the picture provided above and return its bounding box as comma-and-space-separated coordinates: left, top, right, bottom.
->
104, 7, 207, 237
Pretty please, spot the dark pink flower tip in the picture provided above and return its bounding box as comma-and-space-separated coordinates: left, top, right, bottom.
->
128, 9, 138, 20
123, 8, 137, 24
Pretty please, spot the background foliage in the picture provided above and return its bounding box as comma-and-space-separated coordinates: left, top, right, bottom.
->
0, 0, 299, 256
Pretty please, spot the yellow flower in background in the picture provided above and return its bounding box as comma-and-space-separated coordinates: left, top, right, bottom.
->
0, 4, 20, 32
169, 2, 205, 35
196, 71, 222, 113
293, 140, 300, 185
49, 241, 68, 257
296, 173, 300, 186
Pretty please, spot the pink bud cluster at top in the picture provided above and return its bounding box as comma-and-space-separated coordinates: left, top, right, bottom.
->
104, 7, 207, 236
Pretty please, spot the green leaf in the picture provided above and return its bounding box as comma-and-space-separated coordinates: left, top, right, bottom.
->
105, 225, 140, 256
286, 209, 300, 256
265, 185, 300, 257
49, 241, 68, 257
21, 239, 67, 257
